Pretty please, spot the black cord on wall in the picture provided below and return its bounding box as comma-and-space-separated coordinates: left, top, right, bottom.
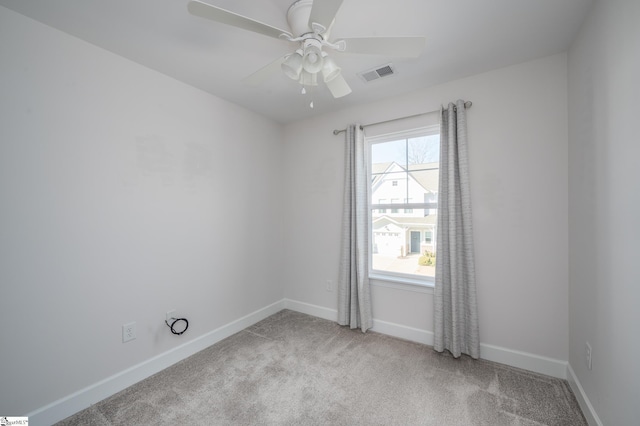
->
165, 317, 189, 335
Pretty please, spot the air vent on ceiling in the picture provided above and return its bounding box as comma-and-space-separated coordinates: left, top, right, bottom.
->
358, 63, 396, 83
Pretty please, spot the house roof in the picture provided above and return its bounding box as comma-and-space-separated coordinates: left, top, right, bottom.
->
371, 162, 394, 186
372, 214, 437, 227
408, 163, 439, 193
372, 161, 439, 193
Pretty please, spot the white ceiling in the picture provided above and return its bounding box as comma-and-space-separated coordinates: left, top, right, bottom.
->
0, 0, 594, 124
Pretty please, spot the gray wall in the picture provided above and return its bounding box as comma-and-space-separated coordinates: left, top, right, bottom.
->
0, 7, 284, 415
283, 53, 570, 362
568, 0, 640, 424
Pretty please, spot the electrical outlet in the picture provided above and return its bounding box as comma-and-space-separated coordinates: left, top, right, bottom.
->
585, 342, 592, 370
326, 279, 333, 292
166, 310, 176, 322
122, 322, 136, 343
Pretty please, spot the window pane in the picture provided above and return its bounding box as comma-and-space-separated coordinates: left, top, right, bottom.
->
371, 139, 406, 165
370, 131, 439, 280
371, 212, 437, 278
408, 135, 440, 164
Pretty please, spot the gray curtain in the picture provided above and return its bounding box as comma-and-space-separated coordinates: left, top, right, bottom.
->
338, 124, 373, 332
434, 100, 480, 359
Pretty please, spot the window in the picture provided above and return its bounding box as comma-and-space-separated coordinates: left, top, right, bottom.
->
390, 198, 399, 213
368, 126, 440, 284
424, 230, 433, 243
424, 193, 436, 216
404, 198, 413, 214
378, 199, 386, 213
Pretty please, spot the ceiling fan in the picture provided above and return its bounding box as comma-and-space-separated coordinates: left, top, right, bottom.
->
187, 0, 426, 99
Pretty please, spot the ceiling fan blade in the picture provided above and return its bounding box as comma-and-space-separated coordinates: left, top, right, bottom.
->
188, 0, 292, 39
325, 73, 352, 98
339, 37, 426, 57
308, 0, 344, 32
242, 55, 288, 87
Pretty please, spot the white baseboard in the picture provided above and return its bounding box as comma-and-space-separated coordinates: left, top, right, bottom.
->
283, 298, 337, 322
282, 300, 435, 347
479, 342, 567, 379
567, 363, 603, 426
284, 299, 567, 379
372, 318, 434, 345
27, 300, 286, 426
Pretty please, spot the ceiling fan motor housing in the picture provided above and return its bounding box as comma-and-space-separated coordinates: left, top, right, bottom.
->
287, 0, 323, 37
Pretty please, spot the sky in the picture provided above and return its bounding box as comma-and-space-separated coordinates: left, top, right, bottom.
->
371, 134, 440, 165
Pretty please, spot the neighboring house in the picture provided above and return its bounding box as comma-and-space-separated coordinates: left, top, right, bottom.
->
371, 162, 438, 258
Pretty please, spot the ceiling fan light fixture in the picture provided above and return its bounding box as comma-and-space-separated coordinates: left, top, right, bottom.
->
299, 69, 318, 86
281, 49, 303, 80
325, 73, 352, 98
302, 39, 324, 74
321, 53, 341, 83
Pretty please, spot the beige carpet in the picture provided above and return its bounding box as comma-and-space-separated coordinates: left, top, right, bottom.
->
57, 310, 587, 425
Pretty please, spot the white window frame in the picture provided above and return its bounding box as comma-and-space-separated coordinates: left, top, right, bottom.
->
366, 125, 439, 288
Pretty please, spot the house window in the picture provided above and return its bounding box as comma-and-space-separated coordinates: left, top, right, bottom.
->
404, 198, 413, 214
369, 125, 440, 285
424, 193, 436, 216
390, 198, 399, 213
378, 199, 386, 214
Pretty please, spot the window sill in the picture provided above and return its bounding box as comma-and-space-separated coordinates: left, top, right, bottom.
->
369, 273, 434, 294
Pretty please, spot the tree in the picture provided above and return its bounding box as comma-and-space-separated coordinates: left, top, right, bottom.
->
408, 139, 431, 164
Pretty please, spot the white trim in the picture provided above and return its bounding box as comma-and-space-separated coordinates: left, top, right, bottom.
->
370, 276, 434, 293
27, 300, 286, 426
479, 342, 567, 379
282, 300, 436, 345
567, 363, 603, 426
283, 298, 337, 322
284, 299, 568, 379
366, 124, 439, 144
372, 318, 434, 345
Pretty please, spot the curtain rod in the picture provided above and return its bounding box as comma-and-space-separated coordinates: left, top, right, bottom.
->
332, 101, 472, 135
